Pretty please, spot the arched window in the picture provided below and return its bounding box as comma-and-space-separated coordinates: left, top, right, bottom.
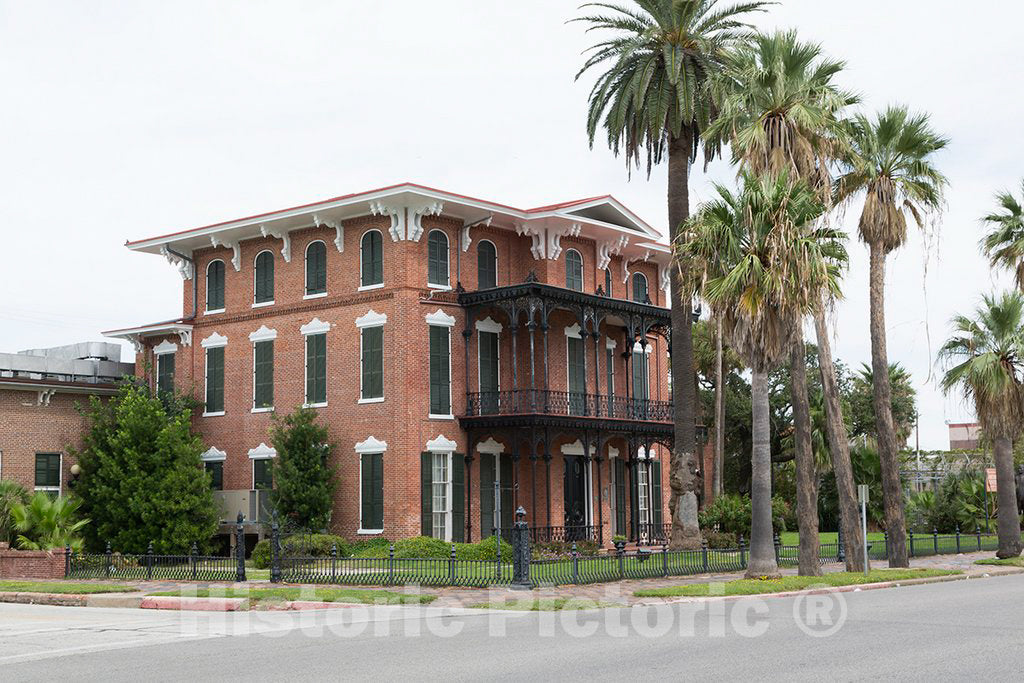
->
206, 260, 225, 312
565, 249, 583, 292
632, 272, 649, 303
360, 230, 383, 288
305, 241, 327, 296
477, 240, 497, 289
427, 230, 449, 287
604, 267, 612, 297
254, 251, 274, 305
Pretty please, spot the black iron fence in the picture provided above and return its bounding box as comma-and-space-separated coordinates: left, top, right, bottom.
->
495, 525, 601, 544
465, 390, 672, 422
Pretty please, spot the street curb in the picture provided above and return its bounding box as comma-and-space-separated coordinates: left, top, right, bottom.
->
284, 600, 367, 610
139, 596, 249, 611
647, 568, 1024, 605
0, 591, 89, 607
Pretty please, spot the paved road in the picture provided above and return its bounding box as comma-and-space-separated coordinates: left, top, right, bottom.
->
2, 574, 1022, 681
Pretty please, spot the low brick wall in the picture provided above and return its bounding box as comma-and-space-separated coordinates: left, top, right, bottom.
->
0, 542, 67, 579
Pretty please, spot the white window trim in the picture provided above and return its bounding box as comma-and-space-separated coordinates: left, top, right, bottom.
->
249, 443, 276, 489
426, 434, 458, 452
253, 250, 275, 307
477, 239, 498, 288
358, 449, 385, 535
427, 310, 455, 418
426, 229, 451, 289
300, 317, 331, 335
251, 336, 275, 412
303, 329, 328, 409
566, 248, 584, 291
631, 271, 649, 302
564, 322, 582, 339
475, 316, 503, 334
204, 308, 225, 315
153, 340, 177, 356
476, 437, 504, 455
304, 240, 328, 298
201, 446, 227, 462
202, 341, 226, 417
429, 450, 454, 542
358, 310, 387, 403
205, 259, 225, 315
360, 229, 384, 289
201, 332, 228, 349
33, 452, 62, 496
355, 309, 388, 328
249, 325, 278, 343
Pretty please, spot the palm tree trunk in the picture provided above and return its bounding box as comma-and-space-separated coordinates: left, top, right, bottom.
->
813, 305, 865, 572
868, 241, 909, 567
746, 368, 780, 578
790, 330, 821, 576
993, 436, 1023, 558
714, 313, 725, 499
667, 132, 701, 550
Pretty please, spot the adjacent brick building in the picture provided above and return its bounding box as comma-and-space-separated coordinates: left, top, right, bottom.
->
106, 183, 683, 546
0, 342, 133, 495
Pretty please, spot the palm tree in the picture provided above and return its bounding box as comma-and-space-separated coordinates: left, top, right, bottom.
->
0, 480, 30, 545
11, 493, 90, 551
703, 29, 858, 574
980, 181, 1024, 289
575, 0, 769, 549
939, 292, 1024, 558
682, 171, 841, 577
836, 105, 949, 567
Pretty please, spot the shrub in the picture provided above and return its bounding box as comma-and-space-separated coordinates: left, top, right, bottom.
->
11, 493, 89, 551
348, 537, 392, 557
532, 539, 601, 559
251, 540, 271, 569
393, 536, 450, 559
698, 493, 790, 538
703, 530, 737, 549
250, 533, 348, 569
0, 481, 29, 545
459, 534, 513, 561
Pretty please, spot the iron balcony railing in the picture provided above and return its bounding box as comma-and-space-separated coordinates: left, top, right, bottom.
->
465, 390, 672, 422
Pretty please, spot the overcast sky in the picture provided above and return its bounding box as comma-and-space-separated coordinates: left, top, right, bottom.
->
1, 1, 1021, 449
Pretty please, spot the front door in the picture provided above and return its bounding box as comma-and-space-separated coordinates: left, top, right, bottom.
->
480, 453, 514, 538
563, 455, 586, 538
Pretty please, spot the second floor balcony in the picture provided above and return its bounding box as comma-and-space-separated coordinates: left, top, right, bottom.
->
464, 389, 672, 423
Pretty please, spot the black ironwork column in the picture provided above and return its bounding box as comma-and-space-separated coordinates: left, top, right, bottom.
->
462, 327, 473, 415
510, 321, 519, 411
583, 429, 592, 534
595, 434, 604, 545
544, 427, 552, 528
541, 321, 550, 411
465, 451, 474, 542
527, 319, 537, 411
530, 429, 538, 527
592, 331, 602, 416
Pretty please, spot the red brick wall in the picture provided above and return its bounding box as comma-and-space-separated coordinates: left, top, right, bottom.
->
0, 543, 67, 579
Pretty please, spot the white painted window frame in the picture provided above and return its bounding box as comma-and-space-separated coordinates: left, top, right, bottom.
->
205, 259, 226, 315
358, 229, 385, 291
426, 309, 456, 420
250, 326, 277, 413
426, 228, 451, 290
303, 239, 329, 300
355, 436, 388, 534
33, 451, 62, 496
201, 332, 228, 417
252, 249, 276, 308
355, 309, 387, 404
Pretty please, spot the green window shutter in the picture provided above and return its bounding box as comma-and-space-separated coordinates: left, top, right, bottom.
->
632, 350, 648, 401
255, 252, 274, 303
206, 461, 223, 490
479, 454, 495, 535
429, 326, 450, 415
568, 337, 585, 414
477, 241, 497, 289
428, 231, 449, 286
604, 267, 611, 296
361, 326, 383, 399
157, 352, 175, 394
306, 241, 327, 295
499, 456, 515, 530
566, 250, 583, 291
651, 460, 663, 527
614, 459, 626, 536
479, 331, 498, 414
361, 231, 382, 286
451, 454, 465, 543
34, 453, 60, 489
632, 273, 648, 303
420, 452, 433, 537
629, 460, 639, 539
254, 340, 274, 408
361, 453, 384, 530
306, 333, 327, 405
205, 346, 225, 413
207, 260, 225, 310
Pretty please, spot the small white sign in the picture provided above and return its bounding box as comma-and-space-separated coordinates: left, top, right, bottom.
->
858, 484, 869, 505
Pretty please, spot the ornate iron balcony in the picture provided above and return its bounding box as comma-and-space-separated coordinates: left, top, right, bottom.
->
465, 389, 671, 423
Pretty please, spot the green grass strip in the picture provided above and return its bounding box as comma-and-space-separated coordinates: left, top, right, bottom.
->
0, 581, 141, 594
633, 569, 961, 598
146, 585, 435, 604
974, 556, 1024, 567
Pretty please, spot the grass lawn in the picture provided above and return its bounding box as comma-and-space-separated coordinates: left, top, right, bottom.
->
470, 598, 622, 611
779, 531, 888, 545
147, 585, 436, 605
632, 569, 960, 598
974, 556, 1024, 567
0, 580, 141, 594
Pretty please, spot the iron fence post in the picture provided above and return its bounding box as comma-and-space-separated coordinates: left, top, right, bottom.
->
773, 532, 781, 566
571, 542, 579, 584
105, 541, 112, 579
190, 542, 198, 581
701, 538, 709, 573
331, 543, 337, 583
976, 525, 982, 551
908, 529, 914, 558
512, 506, 531, 589
449, 544, 457, 585
955, 525, 961, 554
494, 526, 502, 581
837, 523, 845, 564
147, 541, 154, 581
64, 543, 71, 578
883, 530, 889, 560
270, 512, 282, 583
933, 527, 939, 555
235, 513, 246, 583
661, 542, 668, 577
388, 544, 395, 586
739, 536, 746, 569
617, 540, 625, 580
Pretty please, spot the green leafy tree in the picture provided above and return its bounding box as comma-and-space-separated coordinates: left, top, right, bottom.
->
268, 407, 338, 530
72, 382, 219, 554
980, 180, 1024, 289
574, 0, 769, 550
939, 291, 1024, 558
836, 105, 949, 568
0, 481, 31, 545
11, 493, 89, 550
848, 362, 917, 445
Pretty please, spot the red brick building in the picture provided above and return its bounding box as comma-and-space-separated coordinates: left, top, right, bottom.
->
106, 183, 680, 546
0, 342, 132, 495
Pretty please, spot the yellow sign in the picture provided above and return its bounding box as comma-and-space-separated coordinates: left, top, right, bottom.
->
985, 468, 998, 493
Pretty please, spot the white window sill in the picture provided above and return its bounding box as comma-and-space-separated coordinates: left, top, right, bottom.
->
204, 309, 225, 316
34, 487, 60, 494
357, 283, 384, 292
357, 529, 384, 536
202, 411, 226, 418
429, 414, 455, 421
251, 407, 274, 414
303, 292, 328, 300
358, 397, 385, 404
303, 402, 328, 409
252, 301, 275, 309
427, 283, 451, 291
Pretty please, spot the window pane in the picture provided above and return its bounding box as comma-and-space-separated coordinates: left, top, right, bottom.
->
306, 241, 327, 295
306, 333, 327, 404
477, 241, 497, 289
632, 273, 648, 303
206, 461, 223, 490
428, 231, 449, 286
432, 453, 449, 540
157, 353, 175, 395
206, 346, 224, 413
254, 340, 274, 408
34, 453, 60, 489
566, 251, 583, 291
253, 459, 273, 489
361, 231, 383, 286
255, 252, 274, 303
361, 453, 384, 530
361, 326, 383, 399
604, 267, 611, 296
429, 326, 450, 415
207, 261, 225, 310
